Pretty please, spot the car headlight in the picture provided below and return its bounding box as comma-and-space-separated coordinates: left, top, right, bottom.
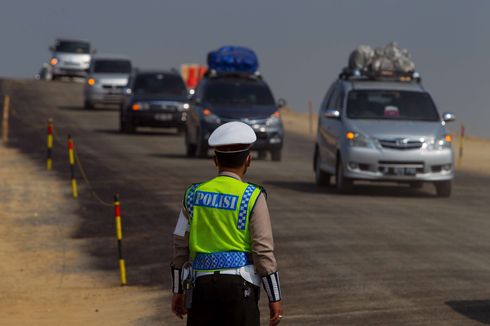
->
425, 134, 452, 150
177, 103, 190, 112
266, 111, 281, 127
132, 102, 150, 111
346, 131, 373, 148
203, 108, 221, 124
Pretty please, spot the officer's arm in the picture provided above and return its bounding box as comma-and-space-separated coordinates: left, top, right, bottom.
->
249, 193, 282, 302
170, 207, 190, 294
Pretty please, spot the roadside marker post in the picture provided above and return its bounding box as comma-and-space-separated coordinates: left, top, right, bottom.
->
67, 135, 78, 198
114, 194, 127, 286
2, 95, 10, 145
308, 100, 313, 136
457, 124, 465, 169
47, 119, 53, 170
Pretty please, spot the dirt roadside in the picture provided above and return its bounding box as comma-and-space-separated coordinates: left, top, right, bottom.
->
0, 145, 170, 325
280, 107, 490, 175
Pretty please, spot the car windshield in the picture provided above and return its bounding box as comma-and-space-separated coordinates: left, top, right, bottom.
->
55, 41, 90, 54
347, 90, 440, 121
204, 80, 275, 106
93, 60, 132, 74
133, 73, 187, 96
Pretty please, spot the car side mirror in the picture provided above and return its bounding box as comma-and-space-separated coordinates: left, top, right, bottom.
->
324, 109, 341, 119
442, 112, 455, 122
277, 98, 287, 109
49, 46, 55, 52
92, 48, 97, 54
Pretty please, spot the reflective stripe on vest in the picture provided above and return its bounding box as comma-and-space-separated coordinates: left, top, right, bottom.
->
186, 183, 200, 220
193, 251, 252, 270
237, 184, 256, 230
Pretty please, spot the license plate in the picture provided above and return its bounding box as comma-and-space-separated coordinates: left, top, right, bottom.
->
393, 167, 417, 176
155, 113, 173, 121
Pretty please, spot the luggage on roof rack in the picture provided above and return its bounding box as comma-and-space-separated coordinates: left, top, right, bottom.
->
343, 42, 420, 82
207, 46, 259, 75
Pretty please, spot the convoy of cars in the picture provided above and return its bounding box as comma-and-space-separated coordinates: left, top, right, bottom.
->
42, 41, 456, 196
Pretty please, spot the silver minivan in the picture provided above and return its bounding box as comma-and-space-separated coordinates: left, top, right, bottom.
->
314, 75, 455, 197
49, 39, 91, 80
84, 55, 132, 109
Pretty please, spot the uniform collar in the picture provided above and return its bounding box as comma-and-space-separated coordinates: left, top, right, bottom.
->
218, 171, 242, 181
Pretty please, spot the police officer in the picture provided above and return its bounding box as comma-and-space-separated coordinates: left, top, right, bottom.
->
171, 121, 283, 326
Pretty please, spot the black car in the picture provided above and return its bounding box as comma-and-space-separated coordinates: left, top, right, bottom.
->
120, 70, 189, 133
185, 73, 284, 160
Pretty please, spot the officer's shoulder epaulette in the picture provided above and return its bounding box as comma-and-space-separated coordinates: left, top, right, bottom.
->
248, 182, 268, 199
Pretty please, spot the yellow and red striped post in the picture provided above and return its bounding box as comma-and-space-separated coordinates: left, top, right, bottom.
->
114, 194, 127, 285
67, 135, 78, 198
457, 124, 465, 169
47, 119, 53, 170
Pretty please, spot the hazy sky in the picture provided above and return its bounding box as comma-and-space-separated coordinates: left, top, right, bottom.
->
1, 0, 489, 137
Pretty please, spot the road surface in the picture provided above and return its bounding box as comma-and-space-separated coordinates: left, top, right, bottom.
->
2, 79, 490, 325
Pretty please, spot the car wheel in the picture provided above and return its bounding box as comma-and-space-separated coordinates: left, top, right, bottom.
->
434, 180, 452, 197
270, 149, 282, 162
185, 130, 197, 157
195, 131, 208, 158
84, 100, 94, 110
336, 156, 353, 194
315, 152, 330, 187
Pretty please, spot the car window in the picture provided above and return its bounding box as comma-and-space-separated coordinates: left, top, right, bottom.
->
347, 90, 440, 121
204, 80, 275, 106
321, 84, 335, 112
326, 84, 339, 109
55, 41, 90, 54
93, 60, 132, 74
133, 73, 187, 96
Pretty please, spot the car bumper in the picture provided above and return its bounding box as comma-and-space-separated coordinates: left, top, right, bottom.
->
85, 87, 124, 104
129, 110, 187, 128
342, 146, 454, 181
52, 66, 87, 77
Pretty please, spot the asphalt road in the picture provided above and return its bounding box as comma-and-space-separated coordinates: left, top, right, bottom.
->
3, 79, 490, 325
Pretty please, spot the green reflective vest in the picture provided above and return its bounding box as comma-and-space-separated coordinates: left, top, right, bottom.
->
185, 175, 262, 270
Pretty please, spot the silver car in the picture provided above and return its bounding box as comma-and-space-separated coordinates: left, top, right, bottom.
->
314, 77, 455, 197
49, 39, 91, 80
84, 55, 132, 109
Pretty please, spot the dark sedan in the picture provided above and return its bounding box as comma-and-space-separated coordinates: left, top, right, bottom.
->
120, 71, 189, 133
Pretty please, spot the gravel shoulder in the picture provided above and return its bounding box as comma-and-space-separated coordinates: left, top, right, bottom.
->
0, 145, 167, 325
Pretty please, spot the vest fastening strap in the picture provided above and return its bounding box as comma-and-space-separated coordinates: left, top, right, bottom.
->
193, 251, 251, 270
237, 185, 256, 230
186, 184, 200, 220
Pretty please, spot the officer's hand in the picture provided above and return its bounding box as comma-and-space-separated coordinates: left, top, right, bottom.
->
171, 293, 187, 319
269, 301, 283, 325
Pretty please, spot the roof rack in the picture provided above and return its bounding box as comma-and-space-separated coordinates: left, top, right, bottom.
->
339, 67, 421, 83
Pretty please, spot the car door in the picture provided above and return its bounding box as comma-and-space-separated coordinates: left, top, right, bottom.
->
318, 82, 342, 172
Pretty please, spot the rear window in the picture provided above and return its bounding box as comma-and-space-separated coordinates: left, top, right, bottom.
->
133, 73, 187, 96
55, 41, 90, 54
347, 90, 439, 121
93, 60, 132, 74
204, 80, 275, 106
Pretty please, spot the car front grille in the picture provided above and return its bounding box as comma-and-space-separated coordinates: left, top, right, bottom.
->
102, 85, 124, 89
378, 138, 423, 150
